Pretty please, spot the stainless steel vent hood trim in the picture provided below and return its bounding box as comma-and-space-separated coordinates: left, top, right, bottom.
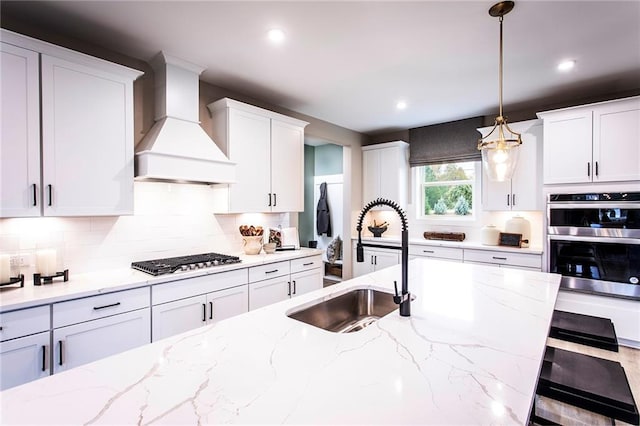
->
135, 52, 235, 184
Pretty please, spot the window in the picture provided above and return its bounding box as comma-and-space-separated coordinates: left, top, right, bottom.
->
417, 161, 479, 220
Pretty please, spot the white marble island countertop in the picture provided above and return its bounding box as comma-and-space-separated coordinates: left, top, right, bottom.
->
0, 258, 561, 425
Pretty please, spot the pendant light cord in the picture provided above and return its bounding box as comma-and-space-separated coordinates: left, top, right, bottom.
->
498, 15, 504, 119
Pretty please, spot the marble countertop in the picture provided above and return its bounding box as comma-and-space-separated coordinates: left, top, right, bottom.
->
0, 258, 561, 425
354, 235, 544, 254
0, 248, 323, 312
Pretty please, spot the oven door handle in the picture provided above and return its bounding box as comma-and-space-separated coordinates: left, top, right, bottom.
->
548, 202, 640, 209
548, 234, 640, 245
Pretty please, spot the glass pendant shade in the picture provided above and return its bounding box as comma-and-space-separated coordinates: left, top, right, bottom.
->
479, 117, 522, 182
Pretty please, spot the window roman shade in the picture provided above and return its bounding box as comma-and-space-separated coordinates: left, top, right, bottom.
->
408, 116, 484, 167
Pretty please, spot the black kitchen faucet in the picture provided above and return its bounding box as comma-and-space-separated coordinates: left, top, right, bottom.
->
356, 198, 410, 317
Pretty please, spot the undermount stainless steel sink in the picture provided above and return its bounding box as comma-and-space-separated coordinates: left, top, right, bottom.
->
287, 288, 398, 333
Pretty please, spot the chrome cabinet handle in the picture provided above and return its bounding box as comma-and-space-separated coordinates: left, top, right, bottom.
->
47, 185, 52, 206
273, 193, 277, 206
587, 162, 591, 177
202, 303, 206, 322
595, 161, 599, 176
507, 194, 510, 206
268, 193, 272, 207
423, 250, 434, 254
303, 262, 314, 266
32, 183, 37, 206
492, 256, 507, 260
293, 280, 297, 295
287, 281, 291, 296
512, 193, 516, 206
209, 301, 213, 320
265, 269, 279, 274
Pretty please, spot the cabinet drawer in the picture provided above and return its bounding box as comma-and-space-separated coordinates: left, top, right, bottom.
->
0, 306, 50, 342
53, 286, 150, 328
152, 269, 248, 306
249, 261, 290, 282
409, 245, 463, 261
290, 255, 323, 273
463, 249, 542, 269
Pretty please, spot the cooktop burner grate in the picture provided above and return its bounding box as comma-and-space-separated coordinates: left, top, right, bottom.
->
131, 252, 241, 276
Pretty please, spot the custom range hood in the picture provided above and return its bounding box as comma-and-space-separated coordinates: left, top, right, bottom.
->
135, 53, 235, 184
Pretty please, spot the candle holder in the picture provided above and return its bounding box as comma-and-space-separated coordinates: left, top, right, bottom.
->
34, 269, 69, 286
1, 274, 25, 288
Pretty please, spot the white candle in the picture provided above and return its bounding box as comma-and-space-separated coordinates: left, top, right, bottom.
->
36, 249, 57, 277
0, 255, 10, 283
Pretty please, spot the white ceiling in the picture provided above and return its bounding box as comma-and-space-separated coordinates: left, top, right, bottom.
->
2, 1, 639, 135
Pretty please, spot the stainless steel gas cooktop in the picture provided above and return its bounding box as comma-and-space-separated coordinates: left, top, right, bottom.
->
131, 253, 241, 276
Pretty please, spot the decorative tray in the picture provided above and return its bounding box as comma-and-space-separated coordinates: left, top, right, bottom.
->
423, 232, 466, 242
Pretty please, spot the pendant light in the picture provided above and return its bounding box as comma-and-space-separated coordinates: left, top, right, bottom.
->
478, 1, 522, 182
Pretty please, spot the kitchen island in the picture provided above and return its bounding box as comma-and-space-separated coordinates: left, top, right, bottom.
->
0, 258, 561, 425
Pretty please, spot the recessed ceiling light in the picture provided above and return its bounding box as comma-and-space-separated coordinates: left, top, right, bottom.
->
267, 28, 286, 44
557, 59, 576, 72
396, 101, 407, 110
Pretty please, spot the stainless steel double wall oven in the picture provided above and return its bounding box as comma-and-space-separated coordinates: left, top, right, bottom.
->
547, 192, 640, 300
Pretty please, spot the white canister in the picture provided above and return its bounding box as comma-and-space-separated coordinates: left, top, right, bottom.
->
481, 225, 501, 246
505, 216, 531, 248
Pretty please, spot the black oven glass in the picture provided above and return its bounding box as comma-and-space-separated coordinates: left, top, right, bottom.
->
549, 240, 640, 284
549, 208, 640, 229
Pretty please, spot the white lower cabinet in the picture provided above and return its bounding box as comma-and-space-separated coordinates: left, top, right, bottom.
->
248, 255, 323, 310
290, 269, 322, 298
0, 332, 50, 391
150, 269, 249, 341
408, 244, 463, 262
352, 246, 400, 277
463, 249, 542, 271
249, 276, 291, 310
52, 286, 151, 374
0, 305, 51, 390
152, 285, 248, 341
53, 308, 150, 374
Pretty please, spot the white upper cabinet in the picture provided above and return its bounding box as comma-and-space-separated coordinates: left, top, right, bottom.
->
0, 43, 41, 217
208, 98, 308, 213
0, 29, 142, 218
481, 119, 543, 211
362, 141, 409, 208
538, 96, 640, 185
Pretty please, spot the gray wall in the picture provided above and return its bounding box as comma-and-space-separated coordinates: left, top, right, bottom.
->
314, 144, 343, 176
299, 145, 316, 247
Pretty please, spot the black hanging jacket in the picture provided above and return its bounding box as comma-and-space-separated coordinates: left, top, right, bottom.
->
316, 182, 331, 237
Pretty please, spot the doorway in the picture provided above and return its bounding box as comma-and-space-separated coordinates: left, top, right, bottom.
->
299, 138, 345, 285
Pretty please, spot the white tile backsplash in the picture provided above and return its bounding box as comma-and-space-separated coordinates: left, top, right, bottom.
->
0, 182, 291, 275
